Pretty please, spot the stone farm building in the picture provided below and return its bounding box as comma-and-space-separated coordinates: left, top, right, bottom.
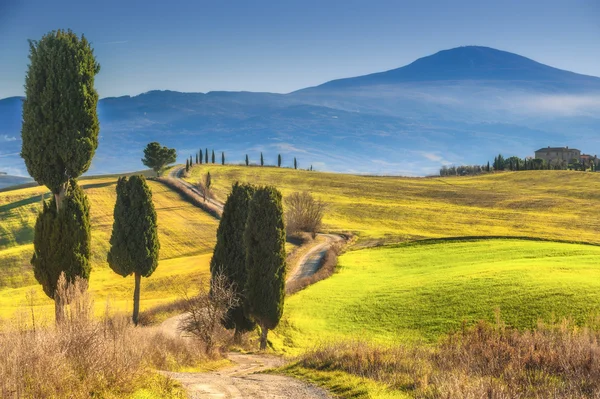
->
534, 146, 598, 166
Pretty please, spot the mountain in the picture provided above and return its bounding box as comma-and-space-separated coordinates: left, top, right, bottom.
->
0, 174, 33, 190
1, 46, 599, 179
306, 46, 600, 91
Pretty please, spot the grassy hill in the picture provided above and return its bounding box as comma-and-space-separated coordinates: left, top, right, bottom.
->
0, 175, 219, 317
275, 239, 600, 351
184, 165, 600, 245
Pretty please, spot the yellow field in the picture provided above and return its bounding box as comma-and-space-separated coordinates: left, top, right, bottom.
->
184, 165, 600, 245
0, 176, 219, 317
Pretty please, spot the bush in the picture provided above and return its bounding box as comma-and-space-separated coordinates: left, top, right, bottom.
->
284, 192, 325, 238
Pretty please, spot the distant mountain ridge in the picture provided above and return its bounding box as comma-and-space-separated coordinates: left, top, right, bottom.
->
1, 45, 599, 181
308, 46, 600, 91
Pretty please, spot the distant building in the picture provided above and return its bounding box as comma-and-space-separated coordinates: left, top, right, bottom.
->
534, 146, 581, 164
580, 153, 599, 167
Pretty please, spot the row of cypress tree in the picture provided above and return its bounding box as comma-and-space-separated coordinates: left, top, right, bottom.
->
210, 183, 287, 350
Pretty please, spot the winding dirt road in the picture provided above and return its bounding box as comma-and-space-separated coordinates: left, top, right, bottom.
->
160, 166, 338, 398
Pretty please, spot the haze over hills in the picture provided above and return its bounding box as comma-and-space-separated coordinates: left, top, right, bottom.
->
1, 46, 599, 179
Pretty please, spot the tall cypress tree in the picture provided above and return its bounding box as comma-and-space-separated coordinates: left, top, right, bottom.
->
260, 152, 264, 166
210, 183, 256, 342
244, 186, 286, 350
108, 175, 159, 325
294, 157, 297, 170
22, 30, 99, 322
185, 158, 189, 172
199, 150, 203, 165
205, 148, 208, 164
222, 151, 225, 165
245, 154, 249, 166
196, 153, 199, 164
278, 154, 282, 167
212, 150, 215, 164
32, 180, 91, 322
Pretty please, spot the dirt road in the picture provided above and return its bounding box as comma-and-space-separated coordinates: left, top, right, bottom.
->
163, 353, 330, 398
160, 165, 340, 398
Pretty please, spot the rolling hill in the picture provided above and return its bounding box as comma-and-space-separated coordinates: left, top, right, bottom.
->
1, 46, 599, 180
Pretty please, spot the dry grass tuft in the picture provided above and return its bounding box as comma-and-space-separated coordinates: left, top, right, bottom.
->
291, 318, 600, 398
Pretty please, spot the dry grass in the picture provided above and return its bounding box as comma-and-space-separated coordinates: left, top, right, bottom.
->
287, 318, 600, 398
155, 176, 222, 219
0, 277, 212, 399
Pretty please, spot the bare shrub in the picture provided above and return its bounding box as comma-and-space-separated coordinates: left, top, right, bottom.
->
293, 318, 600, 398
177, 273, 239, 355
285, 191, 325, 238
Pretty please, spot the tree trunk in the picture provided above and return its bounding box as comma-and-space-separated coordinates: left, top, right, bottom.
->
233, 329, 242, 345
133, 272, 141, 325
259, 324, 268, 351
54, 183, 67, 212
54, 296, 63, 325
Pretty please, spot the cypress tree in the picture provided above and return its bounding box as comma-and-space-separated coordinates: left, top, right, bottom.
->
212, 150, 215, 164
196, 153, 199, 164
210, 183, 256, 342
190, 155, 193, 166
486, 161, 490, 172
21, 30, 100, 210
32, 180, 91, 322
294, 157, 297, 170
278, 154, 282, 167
22, 30, 99, 321
222, 151, 225, 165
185, 158, 189, 172
199, 150, 203, 164
108, 175, 160, 325
205, 148, 208, 164
244, 186, 286, 350
260, 152, 264, 166
245, 154, 249, 166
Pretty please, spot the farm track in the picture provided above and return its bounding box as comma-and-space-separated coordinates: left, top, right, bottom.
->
161, 166, 340, 398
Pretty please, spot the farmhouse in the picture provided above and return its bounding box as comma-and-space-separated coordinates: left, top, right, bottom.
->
534, 146, 581, 163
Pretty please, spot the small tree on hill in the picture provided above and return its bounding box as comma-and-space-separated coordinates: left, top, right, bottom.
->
210, 182, 257, 342
198, 171, 212, 202
278, 154, 282, 167
205, 148, 208, 164
142, 142, 177, 176
199, 150, 203, 164
108, 175, 159, 325
245, 154, 249, 166
260, 152, 264, 166
32, 180, 91, 322
294, 157, 297, 170
212, 150, 215, 164
196, 153, 199, 164
185, 158, 190, 172
222, 151, 225, 165
244, 186, 286, 350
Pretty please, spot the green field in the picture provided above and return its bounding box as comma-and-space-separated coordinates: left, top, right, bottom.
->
184, 165, 600, 245
275, 239, 600, 351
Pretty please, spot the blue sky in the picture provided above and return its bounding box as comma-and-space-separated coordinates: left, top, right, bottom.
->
1, 0, 599, 98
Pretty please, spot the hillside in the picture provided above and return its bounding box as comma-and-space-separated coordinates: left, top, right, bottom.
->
0, 175, 219, 317
277, 239, 600, 349
0, 174, 32, 189
2, 46, 600, 177
184, 165, 600, 245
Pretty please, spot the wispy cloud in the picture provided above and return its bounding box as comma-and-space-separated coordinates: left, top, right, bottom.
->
0, 135, 17, 142
0, 152, 19, 158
